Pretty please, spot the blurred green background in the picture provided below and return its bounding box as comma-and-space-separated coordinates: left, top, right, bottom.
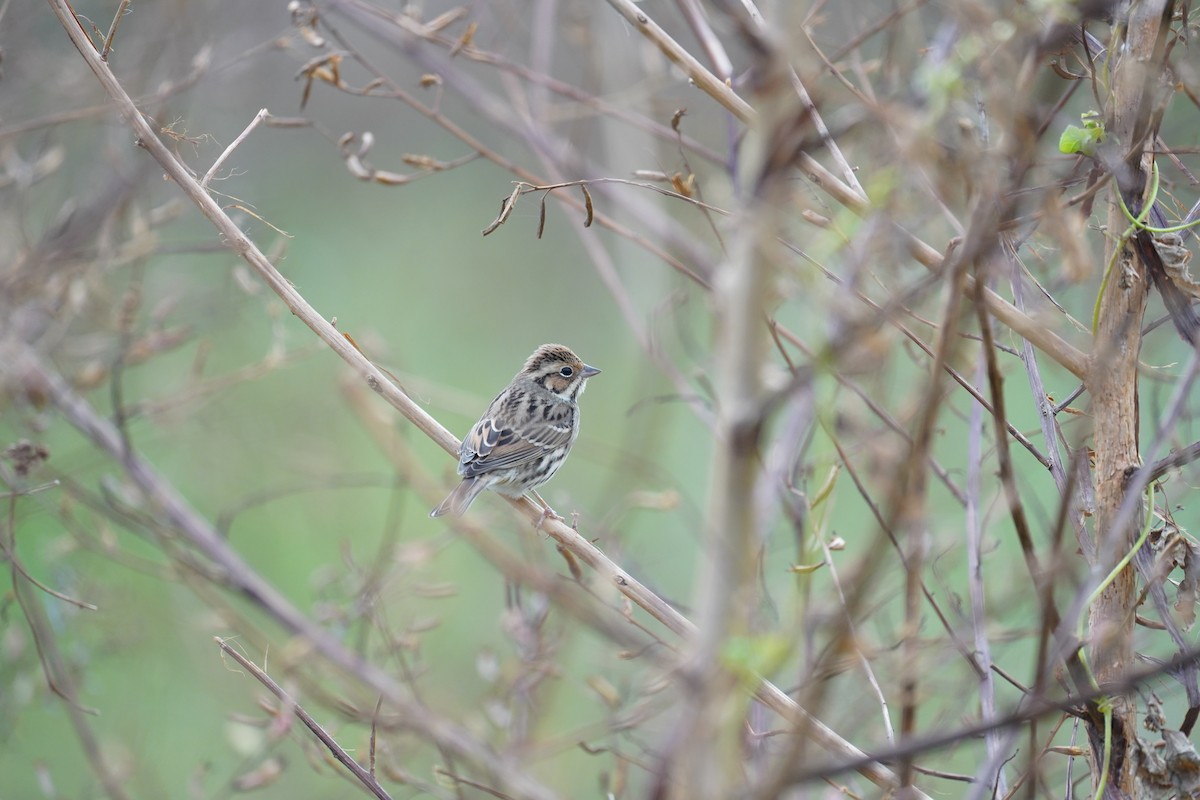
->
4, 0, 1200, 797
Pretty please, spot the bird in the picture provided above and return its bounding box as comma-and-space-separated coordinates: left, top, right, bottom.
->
430, 343, 600, 518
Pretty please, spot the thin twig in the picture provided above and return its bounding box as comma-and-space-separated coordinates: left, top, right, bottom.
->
201, 108, 269, 189
216, 638, 394, 800
100, 0, 131, 61
964, 336, 1009, 797
1136, 439, 1200, 486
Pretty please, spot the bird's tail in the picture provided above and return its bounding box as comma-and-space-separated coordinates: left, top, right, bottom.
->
429, 477, 488, 517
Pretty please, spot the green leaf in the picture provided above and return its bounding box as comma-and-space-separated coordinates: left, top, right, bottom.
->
1058, 112, 1105, 156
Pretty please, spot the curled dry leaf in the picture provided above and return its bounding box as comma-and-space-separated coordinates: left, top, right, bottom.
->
581, 184, 593, 228
1156, 231, 1200, 300
481, 184, 522, 235
339, 132, 429, 185
1178, 539, 1200, 630
670, 172, 695, 198
370, 170, 417, 186
295, 52, 343, 109
1149, 525, 1200, 630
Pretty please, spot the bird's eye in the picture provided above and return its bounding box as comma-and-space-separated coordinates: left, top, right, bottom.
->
559, 366, 574, 377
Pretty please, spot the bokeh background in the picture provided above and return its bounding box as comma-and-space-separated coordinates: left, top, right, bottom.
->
4, 0, 1200, 798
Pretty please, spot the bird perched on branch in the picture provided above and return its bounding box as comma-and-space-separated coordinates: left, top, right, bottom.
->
430, 343, 600, 518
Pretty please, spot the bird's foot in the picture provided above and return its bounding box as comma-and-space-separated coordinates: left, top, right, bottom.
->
531, 490, 564, 529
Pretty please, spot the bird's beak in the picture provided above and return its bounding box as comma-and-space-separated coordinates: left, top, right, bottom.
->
581, 364, 601, 378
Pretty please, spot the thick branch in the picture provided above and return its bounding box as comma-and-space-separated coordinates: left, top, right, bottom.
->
1087, 0, 1175, 795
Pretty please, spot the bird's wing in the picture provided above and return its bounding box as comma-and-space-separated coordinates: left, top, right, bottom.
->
458, 408, 574, 478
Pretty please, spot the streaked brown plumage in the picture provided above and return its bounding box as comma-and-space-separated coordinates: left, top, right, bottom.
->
430, 344, 600, 517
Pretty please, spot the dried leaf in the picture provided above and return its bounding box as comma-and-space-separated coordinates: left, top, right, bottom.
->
581, 184, 593, 228
670, 172, 694, 197
296, 54, 343, 109
1149, 525, 1200, 630
450, 21, 476, 56
402, 154, 443, 170
482, 185, 522, 235
295, 53, 342, 84
1157, 231, 1200, 300
537, 194, 547, 239
1177, 537, 1200, 629
342, 331, 364, 355
557, 544, 582, 580
344, 154, 370, 179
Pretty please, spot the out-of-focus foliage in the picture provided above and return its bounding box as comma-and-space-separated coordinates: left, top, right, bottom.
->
3, 1, 1200, 798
